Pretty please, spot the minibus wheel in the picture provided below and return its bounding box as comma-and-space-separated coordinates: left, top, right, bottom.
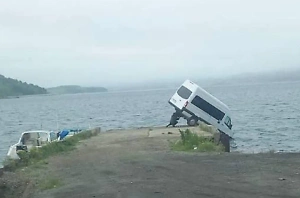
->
187, 117, 198, 126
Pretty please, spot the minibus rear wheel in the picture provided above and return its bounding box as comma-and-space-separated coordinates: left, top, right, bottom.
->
187, 117, 198, 126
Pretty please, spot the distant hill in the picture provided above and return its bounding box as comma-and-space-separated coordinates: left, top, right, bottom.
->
0, 75, 47, 98
47, 85, 108, 95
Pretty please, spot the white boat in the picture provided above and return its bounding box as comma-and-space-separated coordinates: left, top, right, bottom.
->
7, 130, 57, 159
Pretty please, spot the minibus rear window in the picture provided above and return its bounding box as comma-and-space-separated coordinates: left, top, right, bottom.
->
177, 86, 192, 99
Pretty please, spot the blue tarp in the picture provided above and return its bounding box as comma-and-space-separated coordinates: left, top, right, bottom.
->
59, 130, 69, 140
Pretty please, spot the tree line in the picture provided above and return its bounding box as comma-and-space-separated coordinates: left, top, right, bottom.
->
0, 74, 47, 98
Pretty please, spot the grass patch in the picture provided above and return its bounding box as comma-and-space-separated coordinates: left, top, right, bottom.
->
171, 129, 224, 152
3, 129, 99, 172
38, 177, 62, 190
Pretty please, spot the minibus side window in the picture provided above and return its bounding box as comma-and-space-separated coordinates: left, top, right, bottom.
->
191, 96, 225, 121
177, 86, 192, 99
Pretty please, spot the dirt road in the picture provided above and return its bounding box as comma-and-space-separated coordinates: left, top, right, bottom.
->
31, 127, 300, 198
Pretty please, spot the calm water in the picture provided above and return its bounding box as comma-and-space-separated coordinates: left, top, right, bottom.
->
1, 81, 300, 161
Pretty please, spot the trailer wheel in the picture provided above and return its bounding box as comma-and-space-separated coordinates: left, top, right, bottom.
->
187, 117, 198, 126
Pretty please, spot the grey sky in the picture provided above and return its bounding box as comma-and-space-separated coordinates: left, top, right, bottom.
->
0, 0, 299, 87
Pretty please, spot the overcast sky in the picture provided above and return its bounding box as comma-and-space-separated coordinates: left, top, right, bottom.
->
0, 0, 299, 87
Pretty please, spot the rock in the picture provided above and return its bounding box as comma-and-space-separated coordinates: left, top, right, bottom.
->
219, 133, 231, 152
278, 178, 286, 181
168, 132, 173, 135
199, 123, 219, 134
